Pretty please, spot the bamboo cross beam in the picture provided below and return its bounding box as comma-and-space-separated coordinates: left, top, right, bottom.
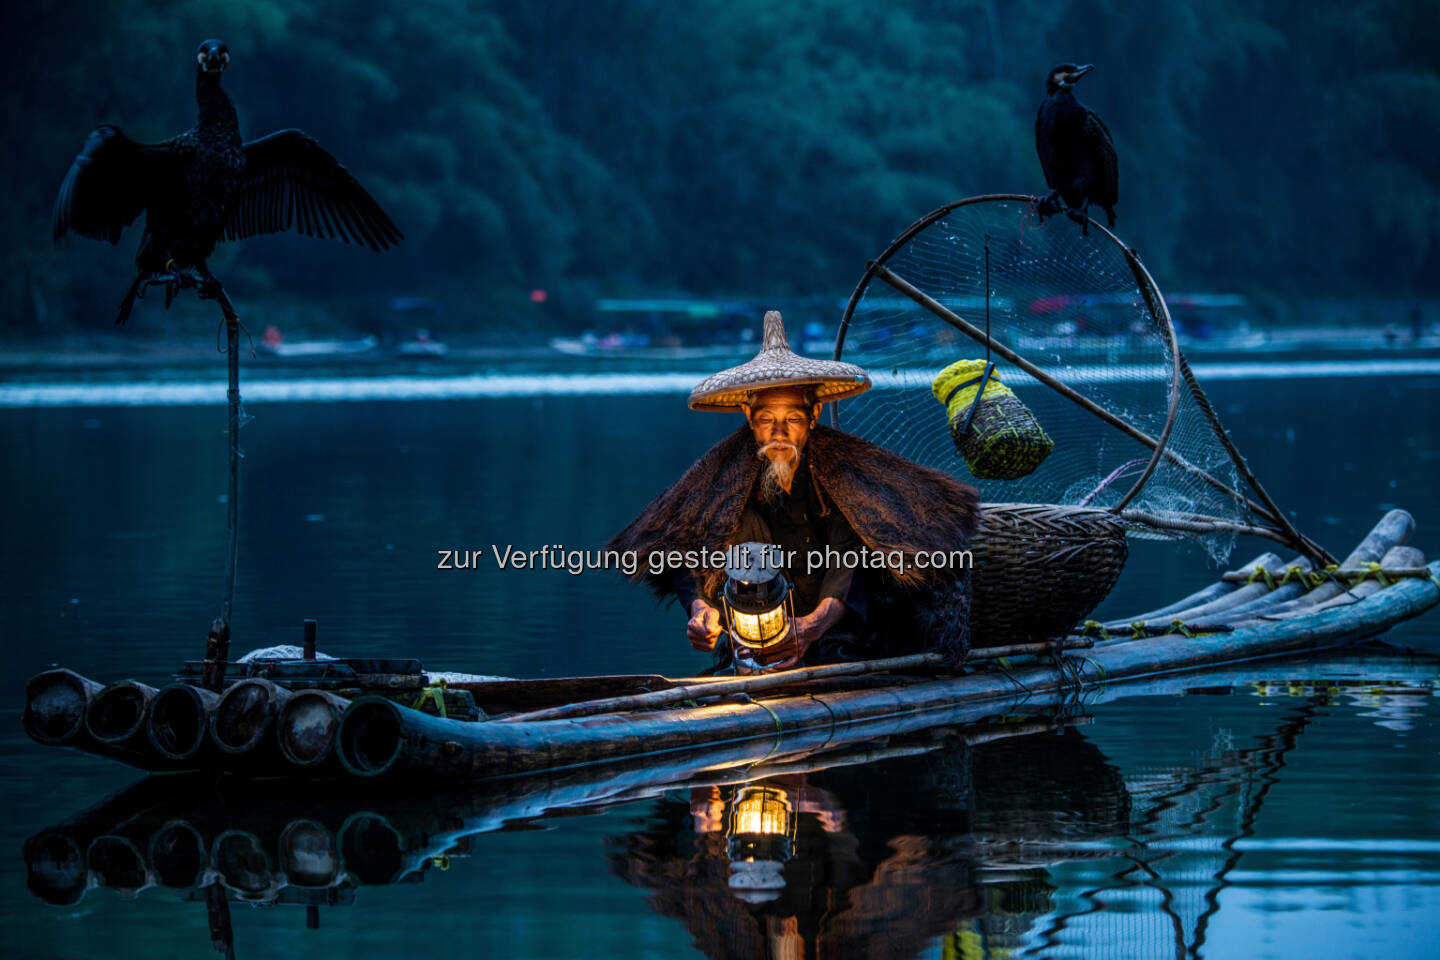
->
1220, 565, 1433, 583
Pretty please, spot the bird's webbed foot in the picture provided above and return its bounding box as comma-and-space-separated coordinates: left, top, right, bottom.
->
1066, 207, 1091, 236
1036, 192, 1064, 220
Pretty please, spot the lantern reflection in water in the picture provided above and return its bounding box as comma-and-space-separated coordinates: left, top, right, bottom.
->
725, 785, 796, 904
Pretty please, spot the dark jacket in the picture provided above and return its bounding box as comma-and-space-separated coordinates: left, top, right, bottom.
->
608, 425, 981, 659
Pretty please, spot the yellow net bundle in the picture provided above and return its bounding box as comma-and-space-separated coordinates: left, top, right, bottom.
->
932, 359, 1054, 480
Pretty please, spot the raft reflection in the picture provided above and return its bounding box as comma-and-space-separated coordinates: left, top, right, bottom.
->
22, 648, 1440, 959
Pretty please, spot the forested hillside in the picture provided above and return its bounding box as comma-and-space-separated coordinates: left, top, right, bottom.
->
3, 0, 1435, 332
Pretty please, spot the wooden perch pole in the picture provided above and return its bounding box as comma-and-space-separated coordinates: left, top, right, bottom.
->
220, 300, 240, 631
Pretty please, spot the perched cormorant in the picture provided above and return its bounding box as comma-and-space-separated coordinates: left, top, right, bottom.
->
53, 39, 402, 325
1034, 63, 1118, 235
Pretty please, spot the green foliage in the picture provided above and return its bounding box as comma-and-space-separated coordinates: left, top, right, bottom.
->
2, 0, 1436, 333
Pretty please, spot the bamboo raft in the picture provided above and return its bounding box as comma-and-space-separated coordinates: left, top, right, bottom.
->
24, 644, 1440, 910
22, 510, 1440, 784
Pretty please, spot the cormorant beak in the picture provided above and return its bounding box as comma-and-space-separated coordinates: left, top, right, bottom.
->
1067, 64, 1094, 84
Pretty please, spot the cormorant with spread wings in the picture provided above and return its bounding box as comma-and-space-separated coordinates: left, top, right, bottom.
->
1035, 63, 1118, 236
53, 39, 401, 324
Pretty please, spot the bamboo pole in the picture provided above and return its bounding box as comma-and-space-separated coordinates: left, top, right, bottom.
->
147, 683, 221, 762
1231, 509, 1414, 620
211, 677, 291, 759
1116, 509, 1304, 547
870, 262, 1301, 548
966, 637, 1093, 660
1234, 546, 1425, 627
1122, 556, 1301, 628
332, 553, 1440, 781
497, 653, 948, 724
1181, 559, 1314, 629
1101, 552, 1279, 629
205, 292, 242, 734
24, 669, 187, 771
276, 689, 351, 769
86, 680, 160, 752
24, 669, 103, 746
1174, 351, 1332, 563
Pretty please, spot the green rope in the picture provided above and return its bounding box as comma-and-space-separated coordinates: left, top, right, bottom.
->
1359, 561, 1389, 587
752, 698, 784, 762
1072, 655, 1108, 683
1278, 564, 1306, 586
1245, 565, 1277, 590
1168, 619, 1196, 638
1239, 561, 1437, 592
412, 678, 448, 718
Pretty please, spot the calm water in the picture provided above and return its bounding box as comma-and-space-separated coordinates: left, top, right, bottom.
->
2, 369, 1438, 958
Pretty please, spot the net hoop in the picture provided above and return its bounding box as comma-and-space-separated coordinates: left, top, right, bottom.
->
831, 194, 1181, 514
830, 194, 1332, 565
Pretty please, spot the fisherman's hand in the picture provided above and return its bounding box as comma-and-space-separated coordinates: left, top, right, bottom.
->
764, 598, 847, 669
687, 599, 722, 651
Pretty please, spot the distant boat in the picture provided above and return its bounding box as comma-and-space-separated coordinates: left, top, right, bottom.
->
259, 327, 378, 358
396, 329, 449, 356
549, 336, 754, 360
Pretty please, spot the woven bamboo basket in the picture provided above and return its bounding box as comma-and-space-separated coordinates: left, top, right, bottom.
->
970, 503, 1128, 644
932, 360, 1054, 481
952, 392, 1055, 480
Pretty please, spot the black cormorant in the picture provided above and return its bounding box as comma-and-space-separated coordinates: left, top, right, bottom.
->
53, 39, 402, 325
1034, 63, 1117, 235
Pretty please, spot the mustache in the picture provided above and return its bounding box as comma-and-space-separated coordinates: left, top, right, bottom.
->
757, 440, 798, 458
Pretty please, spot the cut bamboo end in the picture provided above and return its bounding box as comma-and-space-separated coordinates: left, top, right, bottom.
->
277, 690, 349, 767
24, 669, 102, 745
147, 683, 220, 760
211, 677, 289, 754
336, 698, 404, 777
87, 680, 158, 745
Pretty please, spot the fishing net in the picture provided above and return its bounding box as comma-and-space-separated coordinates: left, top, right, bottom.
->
831, 195, 1318, 567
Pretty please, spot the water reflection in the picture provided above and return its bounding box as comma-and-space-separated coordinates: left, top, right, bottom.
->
23, 649, 1437, 959
610, 722, 1127, 959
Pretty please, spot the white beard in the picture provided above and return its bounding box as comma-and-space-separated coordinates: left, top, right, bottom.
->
757, 441, 799, 502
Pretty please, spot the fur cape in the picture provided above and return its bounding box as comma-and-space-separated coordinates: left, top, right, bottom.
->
608, 425, 980, 600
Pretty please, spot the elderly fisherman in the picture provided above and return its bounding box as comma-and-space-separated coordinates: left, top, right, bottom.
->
609, 311, 979, 667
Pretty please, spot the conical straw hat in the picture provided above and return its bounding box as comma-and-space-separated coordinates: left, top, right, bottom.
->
688, 311, 871, 411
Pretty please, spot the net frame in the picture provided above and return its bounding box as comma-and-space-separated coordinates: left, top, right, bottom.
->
831, 195, 1331, 565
